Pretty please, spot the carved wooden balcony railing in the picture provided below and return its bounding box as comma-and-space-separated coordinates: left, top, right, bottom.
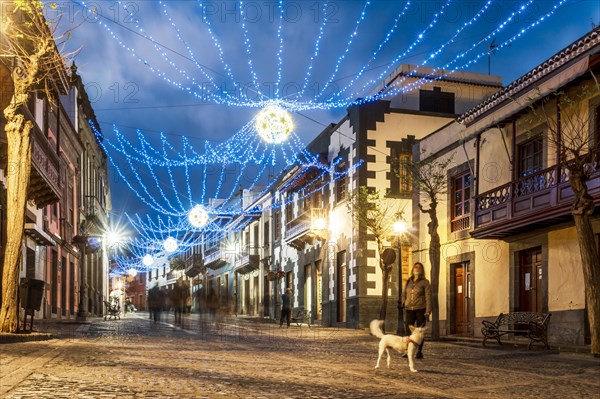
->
184, 253, 204, 277
204, 246, 227, 269
473, 150, 600, 238
284, 208, 327, 249
450, 215, 471, 232
234, 247, 260, 274
28, 125, 61, 207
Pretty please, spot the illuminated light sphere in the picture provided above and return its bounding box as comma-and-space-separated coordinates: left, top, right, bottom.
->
163, 236, 178, 253
142, 254, 154, 267
188, 205, 209, 228
255, 105, 294, 144
128, 268, 138, 277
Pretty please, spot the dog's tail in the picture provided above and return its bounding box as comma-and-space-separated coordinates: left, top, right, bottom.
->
369, 319, 384, 339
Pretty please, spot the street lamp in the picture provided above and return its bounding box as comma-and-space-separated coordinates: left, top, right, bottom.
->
394, 219, 407, 335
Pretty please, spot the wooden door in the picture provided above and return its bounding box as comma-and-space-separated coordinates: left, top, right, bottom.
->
263, 276, 270, 317
518, 247, 542, 312
244, 278, 250, 315
452, 261, 473, 335
51, 250, 58, 314
254, 275, 259, 315
315, 261, 322, 320
304, 264, 312, 313
336, 251, 346, 323
454, 264, 466, 334
61, 257, 67, 316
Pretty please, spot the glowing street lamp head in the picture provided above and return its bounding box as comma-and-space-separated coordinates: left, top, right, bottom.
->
105, 230, 124, 248
142, 254, 154, 267
128, 268, 138, 277
393, 220, 407, 234
163, 236, 178, 253
255, 105, 294, 144
313, 217, 327, 231
188, 205, 209, 228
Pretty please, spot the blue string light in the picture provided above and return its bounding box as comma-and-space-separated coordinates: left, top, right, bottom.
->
316, 0, 371, 100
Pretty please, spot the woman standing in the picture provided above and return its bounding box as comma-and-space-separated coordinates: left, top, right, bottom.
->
401, 262, 432, 359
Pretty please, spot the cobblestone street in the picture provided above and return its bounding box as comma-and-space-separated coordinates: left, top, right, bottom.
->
0, 313, 598, 399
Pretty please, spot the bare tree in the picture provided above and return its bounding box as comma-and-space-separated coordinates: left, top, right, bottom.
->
0, 0, 74, 333
347, 186, 403, 324
522, 77, 600, 356
407, 152, 455, 340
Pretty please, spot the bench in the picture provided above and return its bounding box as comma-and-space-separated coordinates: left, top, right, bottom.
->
290, 309, 311, 328
481, 312, 551, 349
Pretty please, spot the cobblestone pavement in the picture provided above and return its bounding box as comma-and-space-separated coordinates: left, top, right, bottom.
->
0, 312, 598, 399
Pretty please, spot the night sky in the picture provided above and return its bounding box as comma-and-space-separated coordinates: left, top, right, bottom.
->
56, 0, 600, 229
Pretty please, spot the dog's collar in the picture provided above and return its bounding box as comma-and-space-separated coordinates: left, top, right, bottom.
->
407, 337, 418, 345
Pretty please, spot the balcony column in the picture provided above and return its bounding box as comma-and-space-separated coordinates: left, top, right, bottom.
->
76, 242, 88, 321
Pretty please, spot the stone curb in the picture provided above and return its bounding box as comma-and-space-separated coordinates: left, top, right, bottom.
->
0, 332, 53, 344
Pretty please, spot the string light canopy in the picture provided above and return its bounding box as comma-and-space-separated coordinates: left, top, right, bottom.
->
78, 0, 566, 111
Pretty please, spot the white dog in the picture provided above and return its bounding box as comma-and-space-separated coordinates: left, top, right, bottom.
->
369, 319, 426, 372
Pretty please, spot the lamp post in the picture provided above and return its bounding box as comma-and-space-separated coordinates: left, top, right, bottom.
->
393, 219, 407, 336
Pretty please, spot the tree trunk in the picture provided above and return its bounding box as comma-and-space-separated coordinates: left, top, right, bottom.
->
427, 203, 441, 341
0, 108, 33, 333
569, 168, 600, 356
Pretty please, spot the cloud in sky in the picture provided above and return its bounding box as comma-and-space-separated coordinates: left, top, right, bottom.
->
52, 0, 599, 219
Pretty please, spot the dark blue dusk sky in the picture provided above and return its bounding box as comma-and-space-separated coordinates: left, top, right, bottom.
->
55, 0, 600, 221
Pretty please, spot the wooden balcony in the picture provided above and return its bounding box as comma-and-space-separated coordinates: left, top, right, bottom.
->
185, 253, 204, 278
234, 249, 260, 274
204, 247, 227, 269
28, 125, 61, 208
284, 208, 327, 250
472, 151, 600, 239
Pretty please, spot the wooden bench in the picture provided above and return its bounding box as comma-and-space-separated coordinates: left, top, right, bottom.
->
481, 312, 551, 349
290, 309, 311, 328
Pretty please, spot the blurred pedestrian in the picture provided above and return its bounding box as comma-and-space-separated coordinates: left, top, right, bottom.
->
400, 262, 432, 359
207, 287, 218, 321
280, 288, 292, 328
148, 286, 159, 322
156, 288, 167, 323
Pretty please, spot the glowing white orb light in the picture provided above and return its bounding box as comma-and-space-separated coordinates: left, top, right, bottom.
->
255, 105, 294, 144
128, 268, 138, 277
188, 205, 209, 228
163, 236, 178, 253
142, 254, 154, 267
